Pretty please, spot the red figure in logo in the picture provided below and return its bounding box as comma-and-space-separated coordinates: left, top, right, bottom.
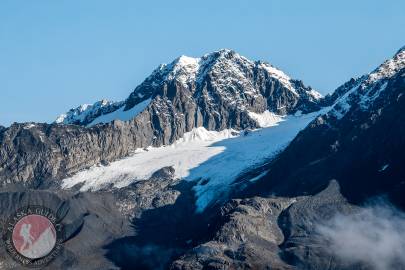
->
12, 215, 57, 259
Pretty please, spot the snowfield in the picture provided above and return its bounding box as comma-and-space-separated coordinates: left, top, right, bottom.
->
248, 110, 284, 127
87, 98, 151, 127
62, 127, 237, 192
62, 110, 324, 212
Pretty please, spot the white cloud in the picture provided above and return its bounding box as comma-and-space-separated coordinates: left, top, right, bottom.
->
317, 201, 405, 270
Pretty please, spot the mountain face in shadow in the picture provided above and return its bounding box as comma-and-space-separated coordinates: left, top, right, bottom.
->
246, 51, 405, 210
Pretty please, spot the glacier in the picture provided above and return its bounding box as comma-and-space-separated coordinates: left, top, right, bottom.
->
62, 109, 324, 212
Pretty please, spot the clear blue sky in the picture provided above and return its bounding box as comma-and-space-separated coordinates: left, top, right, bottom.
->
1, 0, 404, 126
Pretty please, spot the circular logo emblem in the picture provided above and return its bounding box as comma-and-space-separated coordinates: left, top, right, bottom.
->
12, 214, 57, 259
3, 206, 64, 267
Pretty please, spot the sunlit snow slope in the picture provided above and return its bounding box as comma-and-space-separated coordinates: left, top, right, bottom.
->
62, 109, 324, 211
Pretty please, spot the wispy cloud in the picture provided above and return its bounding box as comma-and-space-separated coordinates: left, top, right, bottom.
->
317, 201, 405, 270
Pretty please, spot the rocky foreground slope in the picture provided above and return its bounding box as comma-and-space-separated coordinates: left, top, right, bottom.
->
172, 181, 360, 270
0, 178, 393, 270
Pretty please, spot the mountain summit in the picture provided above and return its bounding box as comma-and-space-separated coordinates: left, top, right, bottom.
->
56, 49, 322, 127
326, 45, 405, 119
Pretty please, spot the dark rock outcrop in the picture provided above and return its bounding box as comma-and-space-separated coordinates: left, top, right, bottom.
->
246, 50, 405, 210
171, 196, 295, 270
278, 181, 359, 270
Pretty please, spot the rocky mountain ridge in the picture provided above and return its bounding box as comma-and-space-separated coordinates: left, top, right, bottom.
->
56, 49, 322, 127
245, 46, 405, 210
0, 49, 322, 186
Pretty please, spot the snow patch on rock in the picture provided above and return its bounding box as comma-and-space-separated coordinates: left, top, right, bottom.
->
55, 99, 124, 125
260, 63, 299, 96
248, 110, 285, 127
165, 55, 201, 84
379, 164, 389, 172
307, 89, 323, 100
87, 98, 151, 126
368, 48, 405, 83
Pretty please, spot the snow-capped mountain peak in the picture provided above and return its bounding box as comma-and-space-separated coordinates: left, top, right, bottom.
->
368, 46, 405, 83
163, 55, 201, 84
153, 48, 316, 98
153, 49, 248, 86
56, 49, 323, 126
329, 45, 405, 119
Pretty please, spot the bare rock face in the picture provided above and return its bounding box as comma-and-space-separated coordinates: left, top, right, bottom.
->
0, 121, 151, 186
114, 167, 181, 218
171, 196, 295, 270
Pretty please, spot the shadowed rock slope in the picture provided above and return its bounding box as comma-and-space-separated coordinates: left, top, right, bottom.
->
246, 47, 405, 210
